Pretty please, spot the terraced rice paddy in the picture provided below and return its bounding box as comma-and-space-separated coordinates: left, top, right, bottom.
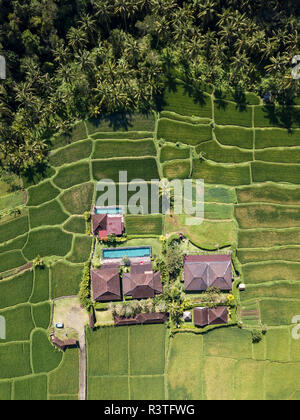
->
1, 83, 300, 400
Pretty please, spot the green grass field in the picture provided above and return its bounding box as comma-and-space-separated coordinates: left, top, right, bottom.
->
157, 118, 212, 146
87, 325, 166, 400
1, 84, 300, 400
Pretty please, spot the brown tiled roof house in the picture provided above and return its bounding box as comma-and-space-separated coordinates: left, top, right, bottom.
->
50, 335, 78, 351
123, 262, 162, 299
193, 306, 228, 327
184, 255, 232, 292
114, 312, 168, 326
92, 214, 124, 238
92, 265, 121, 302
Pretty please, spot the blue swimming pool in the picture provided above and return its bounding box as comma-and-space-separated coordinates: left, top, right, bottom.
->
102, 246, 151, 260
94, 206, 122, 215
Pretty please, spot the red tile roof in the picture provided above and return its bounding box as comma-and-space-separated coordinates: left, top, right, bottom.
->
92, 214, 123, 237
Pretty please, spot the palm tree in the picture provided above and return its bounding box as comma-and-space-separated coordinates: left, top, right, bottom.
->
196, 0, 217, 26
66, 27, 88, 52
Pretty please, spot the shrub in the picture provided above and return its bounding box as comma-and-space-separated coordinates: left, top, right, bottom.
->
79, 262, 92, 311
251, 329, 263, 343
33, 255, 45, 268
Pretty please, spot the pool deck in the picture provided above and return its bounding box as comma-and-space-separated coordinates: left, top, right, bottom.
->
102, 256, 151, 265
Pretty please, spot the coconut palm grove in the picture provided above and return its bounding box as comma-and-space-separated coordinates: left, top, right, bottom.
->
0, 0, 300, 402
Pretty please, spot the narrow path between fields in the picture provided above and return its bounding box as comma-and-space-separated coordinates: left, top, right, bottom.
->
79, 330, 87, 401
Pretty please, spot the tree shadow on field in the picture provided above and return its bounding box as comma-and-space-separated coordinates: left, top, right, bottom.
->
183, 83, 209, 108
87, 111, 153, 132
261, 105, 300, 129
22, 162, 54, 187
214, 98, 229, 111
215, 88, 247, 112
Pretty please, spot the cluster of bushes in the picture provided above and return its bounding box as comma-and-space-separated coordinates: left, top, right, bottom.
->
78, 261, 92, 311
108, 299, 167, 319
189, 288, 235, 307
101, 234, 127, 245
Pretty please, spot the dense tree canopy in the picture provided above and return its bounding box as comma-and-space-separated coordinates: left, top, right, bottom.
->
0, 0, 299, 172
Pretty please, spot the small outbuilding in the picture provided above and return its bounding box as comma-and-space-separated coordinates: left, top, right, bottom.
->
193, 306, 228, 327
183, 311, 192, 322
